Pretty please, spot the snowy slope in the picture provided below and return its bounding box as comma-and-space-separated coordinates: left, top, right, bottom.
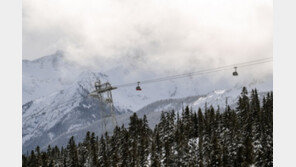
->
22, 70, 129, 152
136, 84, 271, 129
22, 53, 132, 153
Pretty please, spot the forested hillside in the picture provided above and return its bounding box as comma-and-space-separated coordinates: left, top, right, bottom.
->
22, 87, 273, 167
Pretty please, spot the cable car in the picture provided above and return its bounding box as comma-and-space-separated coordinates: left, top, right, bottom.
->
233, 67, 238, 76
136, 82, 142, 91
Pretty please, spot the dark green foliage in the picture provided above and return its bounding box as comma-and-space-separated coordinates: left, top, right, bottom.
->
221, 145, 230, 167
209, 133, 222, 167
151, 139, 161, 167
98, 135, 109, 166
28, 150, 38, 167
23, 88, 273, 167
234, 146, 244, 167
22, 155, 28, 167
120, 126, 131, 167
67, 136, 79, 167
41, 152, 48, 167
90, 132, 99, 166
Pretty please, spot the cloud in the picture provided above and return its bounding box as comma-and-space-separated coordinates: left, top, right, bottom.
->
23, 0, 273, 76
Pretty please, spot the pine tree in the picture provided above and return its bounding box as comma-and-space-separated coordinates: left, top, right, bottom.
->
234, 146, 244, 167
110, 126, 121, 167
182, 106, 193, 139
154, 126, 162, 166
197, 108, 204, 167
192, 112, 199, 138
41, 152, 49, 167
63, 155, 67, 167
221, 145, 230, 167
161, 111, 176, 166
78, 132, 90, 166
90, 132, 99, 166
28, 150, 38, 167
250, 89, 260, 121
33, 146, 42, 166
128, 113, 141, 166
243, 135, 254, 166
175, 114, 185, 166
228, 109, 241, 165
258, 92, 273, 167
67, 136, 79, 167
203, 107, 214, 166
98, 135, 109, 167
139, 115, 151, 167
22, 155, 28, 167
209, 133, 222, 167
120, 126, 131, 167
151, 139, 161, 167
163, 141, 174, 167
237, 87, 250, 123
236, 87, 255, 166
47, 145, 52, 157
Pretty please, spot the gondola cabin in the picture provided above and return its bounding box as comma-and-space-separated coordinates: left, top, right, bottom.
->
233, 67, 238, 76
136, 82, 142, 91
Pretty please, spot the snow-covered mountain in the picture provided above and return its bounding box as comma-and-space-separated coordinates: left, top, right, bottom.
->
22, 52, 272, 153
22, 52, 130, 153
33, 84, 271, 152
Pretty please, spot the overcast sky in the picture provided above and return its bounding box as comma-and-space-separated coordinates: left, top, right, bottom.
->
23, 0, 272, 75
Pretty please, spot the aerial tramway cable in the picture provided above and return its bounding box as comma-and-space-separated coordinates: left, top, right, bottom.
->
113, 57, 273, 88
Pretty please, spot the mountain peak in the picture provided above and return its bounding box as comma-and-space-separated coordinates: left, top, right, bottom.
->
34, 50, 64, 63
23, 50, 64, 62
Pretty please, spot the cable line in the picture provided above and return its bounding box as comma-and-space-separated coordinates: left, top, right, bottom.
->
113, 57, 272, 88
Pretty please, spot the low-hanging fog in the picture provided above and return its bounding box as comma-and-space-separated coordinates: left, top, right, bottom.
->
23, 0, 273, 91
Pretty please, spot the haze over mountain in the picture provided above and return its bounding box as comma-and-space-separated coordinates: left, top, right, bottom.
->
22, 52, 272, 153
23, 0, 272, 77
